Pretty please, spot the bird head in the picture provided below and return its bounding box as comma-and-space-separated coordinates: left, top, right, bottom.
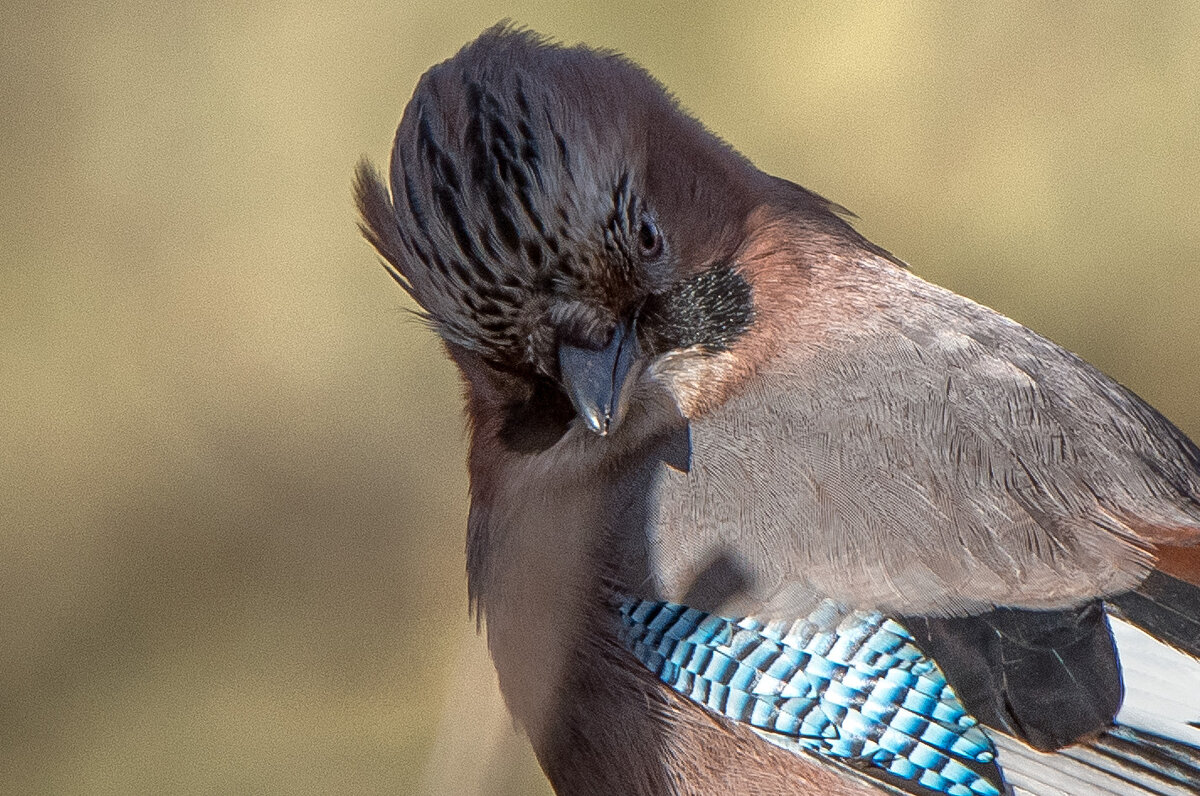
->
357, 25, 882, 449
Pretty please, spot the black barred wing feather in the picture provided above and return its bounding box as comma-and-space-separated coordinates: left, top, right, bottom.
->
617, 597, 1003, 796
616, 571, 1200, 796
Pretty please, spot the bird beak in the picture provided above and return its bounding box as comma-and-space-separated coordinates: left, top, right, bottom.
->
557, 316, 639, 436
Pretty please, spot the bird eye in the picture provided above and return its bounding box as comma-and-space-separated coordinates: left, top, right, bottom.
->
637, 213, 664, 259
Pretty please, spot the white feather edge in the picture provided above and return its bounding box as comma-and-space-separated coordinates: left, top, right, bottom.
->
988, 612, 1200, 796
1109, 613, 1200, 747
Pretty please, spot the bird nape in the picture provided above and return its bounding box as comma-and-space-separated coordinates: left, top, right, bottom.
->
356, 24, 1200, 796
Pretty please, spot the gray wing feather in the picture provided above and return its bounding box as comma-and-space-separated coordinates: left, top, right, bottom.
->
637, 261, 1200, 616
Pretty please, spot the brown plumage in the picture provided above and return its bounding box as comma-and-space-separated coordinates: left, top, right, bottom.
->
357, 25, 1200, 796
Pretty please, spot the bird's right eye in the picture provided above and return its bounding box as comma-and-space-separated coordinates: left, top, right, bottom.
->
637, 212, 664, 260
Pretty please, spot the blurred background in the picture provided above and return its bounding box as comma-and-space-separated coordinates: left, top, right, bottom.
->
2, 2, 1198, 794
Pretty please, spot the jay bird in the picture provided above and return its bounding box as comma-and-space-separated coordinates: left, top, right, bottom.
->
356, 25, 1200, 796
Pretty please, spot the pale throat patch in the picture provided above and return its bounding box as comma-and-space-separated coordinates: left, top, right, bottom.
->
649, 347, 742, 419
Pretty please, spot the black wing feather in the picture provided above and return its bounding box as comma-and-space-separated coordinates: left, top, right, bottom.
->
900, 601, 1122, 751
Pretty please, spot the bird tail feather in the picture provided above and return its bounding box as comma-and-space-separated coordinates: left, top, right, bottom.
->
992, 730, 1198, 796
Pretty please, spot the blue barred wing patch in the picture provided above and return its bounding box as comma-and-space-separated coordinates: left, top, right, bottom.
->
617, 598, 1001, 796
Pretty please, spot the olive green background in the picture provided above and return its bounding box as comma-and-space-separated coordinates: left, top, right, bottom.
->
3, 3, 1198, 794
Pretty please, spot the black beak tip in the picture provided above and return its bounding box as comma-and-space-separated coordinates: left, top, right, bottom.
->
557, 317, 639, 437
581, 405, 610, 436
